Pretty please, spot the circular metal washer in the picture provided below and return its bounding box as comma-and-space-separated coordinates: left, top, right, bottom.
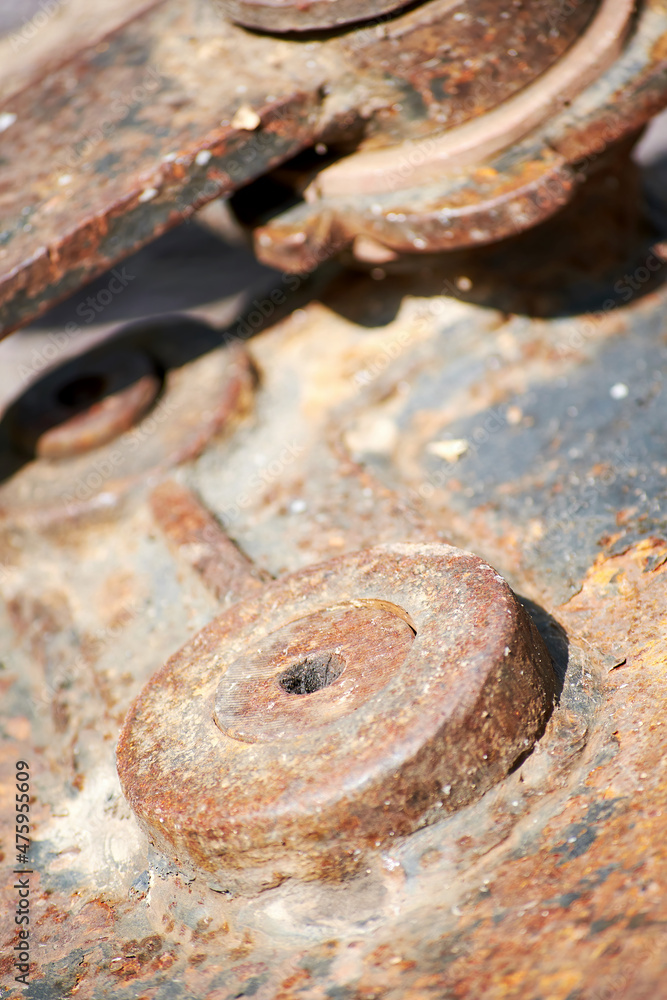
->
0, 324, 253, 526
8, 348, 161, 460
117, 543, 555, 892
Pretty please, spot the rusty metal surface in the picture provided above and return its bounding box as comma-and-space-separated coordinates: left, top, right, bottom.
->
118, 541, 554, 893
0, 0, 322, 339
335, 206, 667, 604
0, 0, 609, 336
0, 2, 667, 993
8, 347, 161, 460
0, 198, 665, 995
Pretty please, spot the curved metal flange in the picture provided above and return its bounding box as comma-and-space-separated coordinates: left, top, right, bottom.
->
251, 0, 667, 269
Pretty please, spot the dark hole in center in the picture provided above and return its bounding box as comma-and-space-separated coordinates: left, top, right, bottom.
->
278, 653, 345, 696
57, 374, 108, 409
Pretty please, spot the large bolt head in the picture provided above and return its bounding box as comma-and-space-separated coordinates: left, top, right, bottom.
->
117, 543, 555, 892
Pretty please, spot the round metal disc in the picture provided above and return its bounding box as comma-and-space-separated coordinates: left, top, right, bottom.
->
117, 543, 555, 892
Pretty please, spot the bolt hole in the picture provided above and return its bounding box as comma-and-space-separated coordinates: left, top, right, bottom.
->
57, 374, 108, 409
278, 653, 345, 696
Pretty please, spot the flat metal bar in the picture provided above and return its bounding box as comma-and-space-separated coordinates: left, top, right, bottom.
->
150, 480, 270, 606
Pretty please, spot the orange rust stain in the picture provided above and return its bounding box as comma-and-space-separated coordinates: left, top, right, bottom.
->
563, 543, 667, 668
650, 31, 667, 63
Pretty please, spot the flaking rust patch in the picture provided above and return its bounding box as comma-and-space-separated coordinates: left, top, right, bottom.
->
562, 542, 667, 674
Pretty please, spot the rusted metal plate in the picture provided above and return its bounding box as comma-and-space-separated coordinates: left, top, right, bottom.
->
336, 191, 667, 604
0, 0, 324, 339
1, 116, 666, 1000
308, 0, 625, 195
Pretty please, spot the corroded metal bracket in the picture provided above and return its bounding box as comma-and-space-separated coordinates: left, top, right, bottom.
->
4, 0, 661, 337
250, 0, 667, 268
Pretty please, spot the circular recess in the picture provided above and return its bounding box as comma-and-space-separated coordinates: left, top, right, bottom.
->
215, 602, 417, 743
